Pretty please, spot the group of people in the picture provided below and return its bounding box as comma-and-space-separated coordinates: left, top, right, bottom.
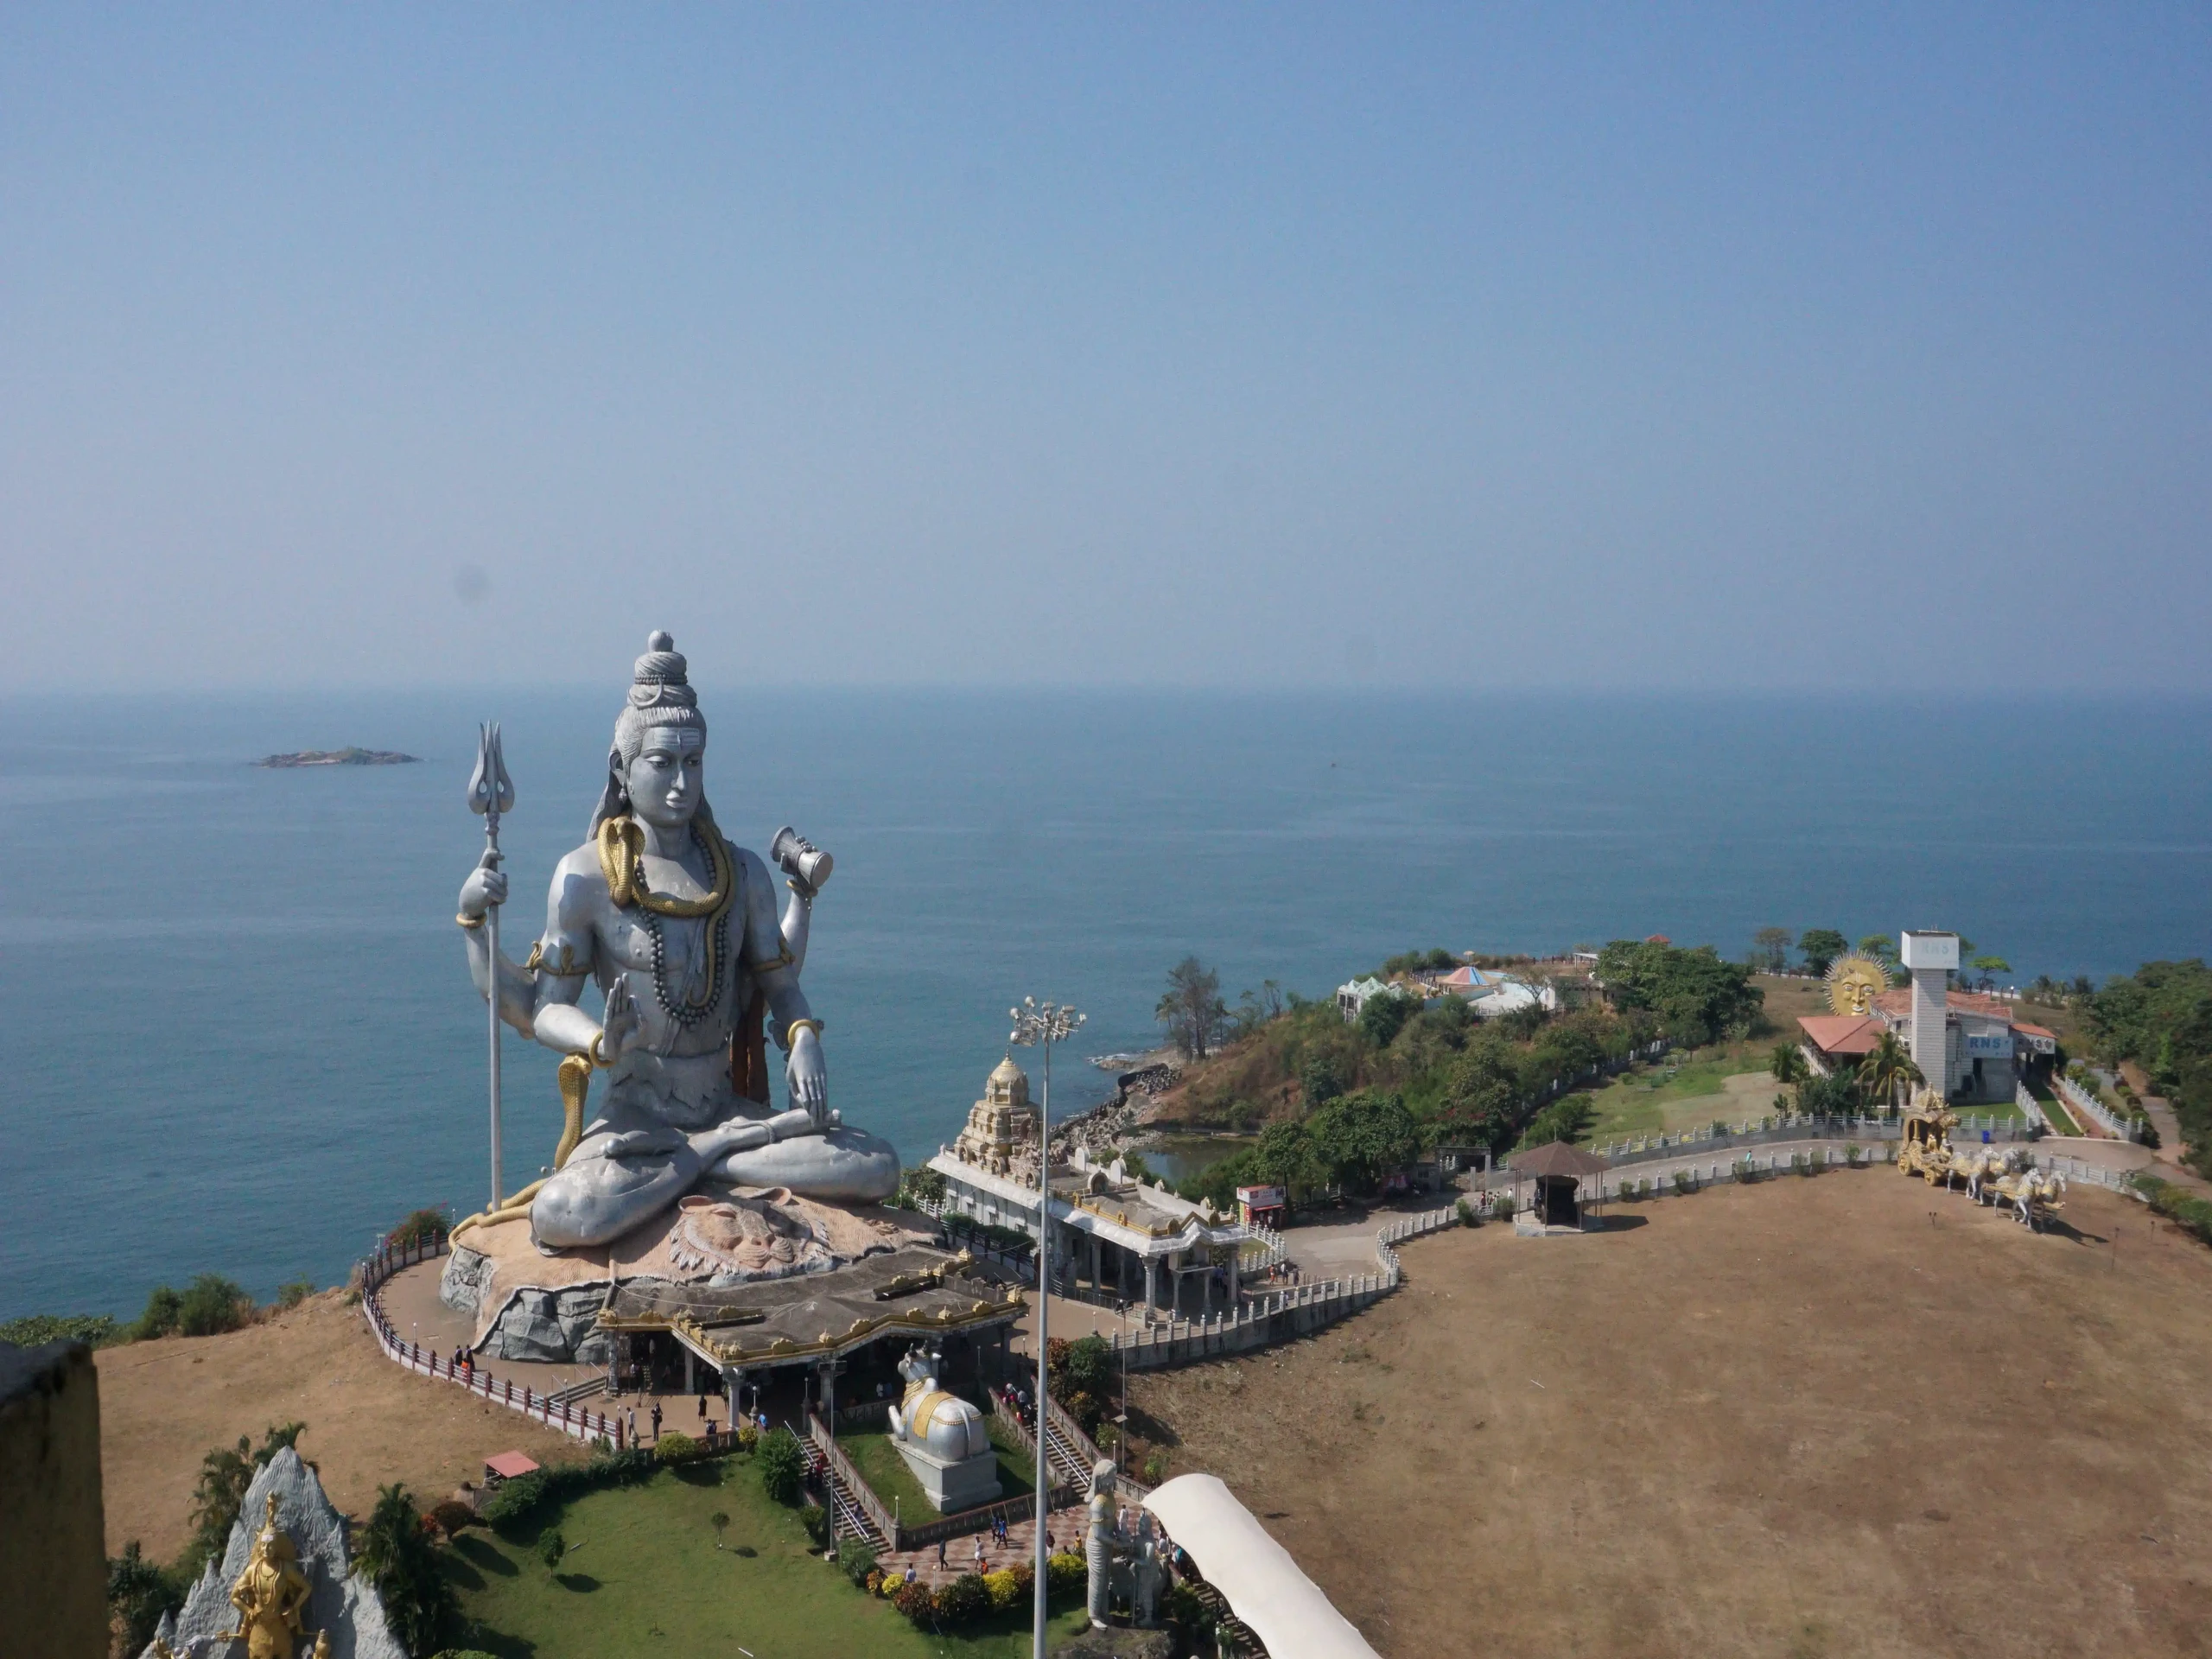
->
930, 1514, 1057, 1579
989, 1380, 1039, 1433
610, 1387, 776, 1451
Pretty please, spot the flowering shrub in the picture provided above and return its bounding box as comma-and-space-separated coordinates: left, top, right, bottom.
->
891, 1576, 935, 1621
1046, 1551, 1086, 1599
935, 1573, 991, 1624
983, 1560, 1032, 1611
653, 1432, 697, 1464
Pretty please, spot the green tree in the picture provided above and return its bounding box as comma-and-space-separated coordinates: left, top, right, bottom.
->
1156, 957, 1229, 1059
758, 1427, 805, 1504
1857, 934, 1897, 962
2086, 961, 2212, 1178
1796, 1070, 1861, 1117
1593, 940, 1764, 1047
1797, 930, 1847, 976
1306, 1090, 1422, 1193
1859, 1030, 1924, 1112
1971, 955, 2012, 989
181, 1422, 302, 1579
1357, 988, 1417, 1049
354, 1483, 458, 1656
385, 1209, 449, 1249
1297, 1054, 1346, 1107
1769, 1042, 1810, 1085
1434, 1035, 1524, 1152
537, 1528, 567, 1575
1250, 1119, 1327, 1199
176, 1274, 252, 1338
107, 1541, 183, 1653
1751, 927, 1794, 973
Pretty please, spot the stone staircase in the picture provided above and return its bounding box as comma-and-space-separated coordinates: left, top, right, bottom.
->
791, 1422, 888, 1551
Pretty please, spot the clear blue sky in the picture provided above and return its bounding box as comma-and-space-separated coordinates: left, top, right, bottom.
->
3, 6, 2206, 690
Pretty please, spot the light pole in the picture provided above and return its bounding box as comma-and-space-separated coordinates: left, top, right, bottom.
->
1010, 995, 1084, 1659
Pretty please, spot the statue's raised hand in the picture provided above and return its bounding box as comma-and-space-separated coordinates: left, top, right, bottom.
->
599, 976, 645, 1065
457, 848, 508, 920
788, 1026, 829, 1124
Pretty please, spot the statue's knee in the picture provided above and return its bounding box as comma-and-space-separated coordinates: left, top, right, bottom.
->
530, 1176, 607, 1251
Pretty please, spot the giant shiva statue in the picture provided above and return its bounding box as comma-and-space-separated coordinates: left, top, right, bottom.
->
456, 633, 899, 1249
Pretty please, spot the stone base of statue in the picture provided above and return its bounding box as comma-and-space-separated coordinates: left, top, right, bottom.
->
892, 1435, 1003, 1513
441, 1185, 929, 1363
138, 1447, 402, 1659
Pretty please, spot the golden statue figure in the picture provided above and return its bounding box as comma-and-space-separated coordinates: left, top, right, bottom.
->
219, 1493, 315, 1659
1826, 955, 1889, 1018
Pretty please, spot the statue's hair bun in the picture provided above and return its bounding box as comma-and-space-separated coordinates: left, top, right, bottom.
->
629, 632, 693, 709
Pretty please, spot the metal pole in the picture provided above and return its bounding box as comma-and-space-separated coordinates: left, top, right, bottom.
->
1033, 1025, 1050, 1659
487, 893, 503, 1211
1008, 995, 1081, 1659
468, 722, 513, 1212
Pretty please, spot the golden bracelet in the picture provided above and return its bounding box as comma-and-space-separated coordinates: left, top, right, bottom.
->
786, 1019, 824, 1048
588, 1031, 612, 1068
455, 912, 486, 931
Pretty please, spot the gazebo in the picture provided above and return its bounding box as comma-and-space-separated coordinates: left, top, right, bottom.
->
1506, 1141, 1612, 1230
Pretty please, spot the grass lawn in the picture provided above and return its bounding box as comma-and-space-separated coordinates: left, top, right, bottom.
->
1579, 1046, 1781, 1143
836, 1421, 1038, 1525
2025, 1075, 2080, 1135
442, 1460, 1094, 1658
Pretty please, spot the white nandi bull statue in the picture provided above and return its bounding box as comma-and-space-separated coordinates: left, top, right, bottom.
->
892, 1344, 991, 1462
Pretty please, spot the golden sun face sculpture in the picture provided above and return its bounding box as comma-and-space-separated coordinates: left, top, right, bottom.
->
1827, 955, 1890, 1018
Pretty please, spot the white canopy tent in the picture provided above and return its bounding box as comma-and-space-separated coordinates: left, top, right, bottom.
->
1142, 1473, 1379, 1659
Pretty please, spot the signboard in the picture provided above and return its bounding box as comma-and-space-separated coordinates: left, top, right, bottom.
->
1965, 1032, 2011, 1056
1236, 1185, 1286, 1210
1899, 931, 1961, 971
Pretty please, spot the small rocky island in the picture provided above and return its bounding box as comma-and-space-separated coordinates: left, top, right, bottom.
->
254, 747, 421, 768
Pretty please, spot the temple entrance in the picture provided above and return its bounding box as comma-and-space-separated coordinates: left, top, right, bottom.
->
1537, 1174, 1582, 1229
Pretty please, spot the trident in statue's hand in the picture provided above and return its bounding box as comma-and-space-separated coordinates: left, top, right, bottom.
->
468, 721, 516, 855
468, 721, 517, 1209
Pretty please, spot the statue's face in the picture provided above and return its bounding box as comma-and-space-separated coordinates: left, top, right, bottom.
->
625, 725, 704, 830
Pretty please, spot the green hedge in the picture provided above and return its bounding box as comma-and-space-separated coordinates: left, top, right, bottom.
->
482, 1447, 658, 1529
2131, 1173, 2212, 1249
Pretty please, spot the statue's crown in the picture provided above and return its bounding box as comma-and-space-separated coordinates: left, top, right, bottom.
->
629, 632, 695, 710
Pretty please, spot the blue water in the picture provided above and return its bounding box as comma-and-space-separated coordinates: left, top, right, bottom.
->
4, 690, 2209, 1323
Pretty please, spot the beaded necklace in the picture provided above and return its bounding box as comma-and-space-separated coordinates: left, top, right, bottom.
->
597, 814, 738, 1028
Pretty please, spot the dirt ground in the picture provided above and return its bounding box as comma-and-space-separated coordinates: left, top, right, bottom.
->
1132, 1173, 2212, 1659
95, 1292, 583, 1560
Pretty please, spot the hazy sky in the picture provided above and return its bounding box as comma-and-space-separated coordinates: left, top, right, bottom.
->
3, 6, 2207, 690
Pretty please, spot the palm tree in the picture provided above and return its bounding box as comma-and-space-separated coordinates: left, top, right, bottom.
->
1858, 1031, 1923, 1115
1769, 1042, 1810, 1085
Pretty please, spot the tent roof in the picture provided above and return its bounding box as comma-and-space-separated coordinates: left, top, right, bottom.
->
1507, 1141, 1611, 1178
1144, 1473, 1379, 1659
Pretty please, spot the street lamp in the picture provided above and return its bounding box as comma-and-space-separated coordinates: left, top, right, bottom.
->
1010, 995, 1084, 1659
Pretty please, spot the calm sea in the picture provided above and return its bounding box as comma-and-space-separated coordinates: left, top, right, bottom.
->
3, 690, 2207, 1323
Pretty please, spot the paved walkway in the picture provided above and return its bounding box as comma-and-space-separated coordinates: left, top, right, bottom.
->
872, 1510, 1083, 1583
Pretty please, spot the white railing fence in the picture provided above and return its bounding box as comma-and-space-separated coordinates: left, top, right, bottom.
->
357, 1236, 629, 1450
2054, 1072, 2139, 1141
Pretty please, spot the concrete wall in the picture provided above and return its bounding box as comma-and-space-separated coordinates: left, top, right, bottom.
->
0, 1340, 108, 1659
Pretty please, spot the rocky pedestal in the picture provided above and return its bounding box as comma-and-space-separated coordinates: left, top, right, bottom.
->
141, 1447, 402, 1659
441, 1184, 925, 1363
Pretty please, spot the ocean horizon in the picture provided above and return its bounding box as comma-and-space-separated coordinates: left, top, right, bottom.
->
4, 687, 2208, 1324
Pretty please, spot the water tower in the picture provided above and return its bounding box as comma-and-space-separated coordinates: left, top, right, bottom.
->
1899, 931, 1959, 1096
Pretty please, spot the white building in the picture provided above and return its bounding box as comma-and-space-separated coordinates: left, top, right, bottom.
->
927, 1057, 1258, 1319
1335, 976, 1391, 1022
